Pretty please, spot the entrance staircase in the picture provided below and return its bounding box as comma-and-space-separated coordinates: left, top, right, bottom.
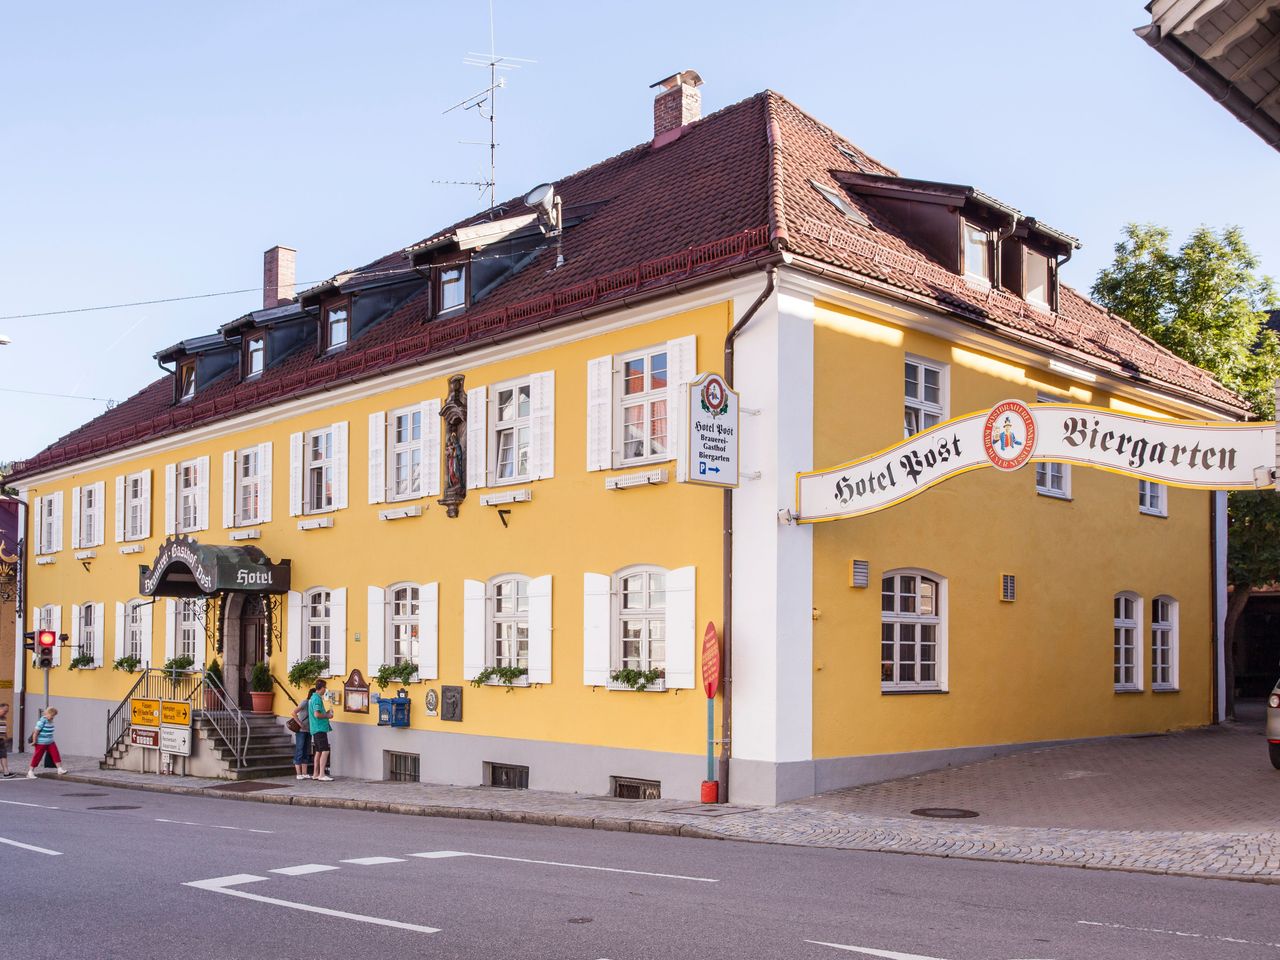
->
194, 711, 296, 780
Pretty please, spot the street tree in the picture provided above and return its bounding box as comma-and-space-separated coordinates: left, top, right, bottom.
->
1093, 223, 1280, 717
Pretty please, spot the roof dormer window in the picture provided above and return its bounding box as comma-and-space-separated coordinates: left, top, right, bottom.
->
245, 334, 265, 378
811, 180, 870, 226
438, 265, 466, 313
326, 303, 349, 352
1025, 249, 1050, 308
963, 221, 991, 284
178, 361, 196, 402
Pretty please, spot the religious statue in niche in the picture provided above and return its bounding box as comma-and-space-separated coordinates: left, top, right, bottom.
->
438, 374, 467, 518
441, 685, 463, 722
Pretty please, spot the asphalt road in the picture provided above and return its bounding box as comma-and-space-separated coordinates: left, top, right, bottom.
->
0, 776, 1276, 960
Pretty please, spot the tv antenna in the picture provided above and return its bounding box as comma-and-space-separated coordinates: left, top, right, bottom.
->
437, 0, 535, 212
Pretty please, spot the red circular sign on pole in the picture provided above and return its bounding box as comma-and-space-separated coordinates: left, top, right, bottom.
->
702, 621, 721, 699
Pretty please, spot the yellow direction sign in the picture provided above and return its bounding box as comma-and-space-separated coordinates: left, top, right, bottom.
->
130, 698, 161, 727
161, 700, 191, 726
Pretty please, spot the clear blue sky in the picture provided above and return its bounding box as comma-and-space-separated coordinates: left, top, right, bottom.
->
2, 1, 1276, 462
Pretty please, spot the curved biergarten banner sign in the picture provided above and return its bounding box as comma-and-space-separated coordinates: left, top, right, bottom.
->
796, 401, 1276, 524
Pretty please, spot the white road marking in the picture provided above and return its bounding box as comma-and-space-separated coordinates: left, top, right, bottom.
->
0, 798, 60, 810
155, 818, 273, 834
270, 863, 338, 876
184, 873, 439, 933
340, 856, 406, 866
408, 849, 718, 882
0, 836, 63, 856
1079, 919, 1280, 950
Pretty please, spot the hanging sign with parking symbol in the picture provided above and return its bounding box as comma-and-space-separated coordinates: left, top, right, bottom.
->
684, 373, 739, 488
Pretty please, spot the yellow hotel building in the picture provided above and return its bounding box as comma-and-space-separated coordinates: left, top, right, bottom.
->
7, 75, 1245, 804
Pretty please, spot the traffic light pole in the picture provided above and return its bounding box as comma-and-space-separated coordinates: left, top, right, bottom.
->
43, 666, 49, 711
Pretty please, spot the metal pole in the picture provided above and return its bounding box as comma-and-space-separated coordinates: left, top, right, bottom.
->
706, 696, 715, 782
43, 666, 49, 710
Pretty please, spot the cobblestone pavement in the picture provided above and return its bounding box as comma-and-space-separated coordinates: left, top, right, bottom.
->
46, 714, 1279, 886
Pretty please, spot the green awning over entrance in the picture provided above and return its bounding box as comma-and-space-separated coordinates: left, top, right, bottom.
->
139, 535, 291, 598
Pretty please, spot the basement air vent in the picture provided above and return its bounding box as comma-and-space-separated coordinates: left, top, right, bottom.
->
486, 762, 529, 790
1001, 575, 1016, 602
612, 776, 661, 800
385, 751, 420, 783
850, 560, 870, 588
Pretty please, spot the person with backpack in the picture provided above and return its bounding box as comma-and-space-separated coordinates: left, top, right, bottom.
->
27, 707, 66, 778
290, 687, 314, 780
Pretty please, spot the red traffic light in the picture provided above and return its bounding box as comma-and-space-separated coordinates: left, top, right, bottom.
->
36, 630, 56, 649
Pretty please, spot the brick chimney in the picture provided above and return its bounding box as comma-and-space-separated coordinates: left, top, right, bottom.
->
263, 245, 296, 309
651, 70, 703, 146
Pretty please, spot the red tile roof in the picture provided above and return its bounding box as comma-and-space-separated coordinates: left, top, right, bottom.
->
9, 91, 1245, 481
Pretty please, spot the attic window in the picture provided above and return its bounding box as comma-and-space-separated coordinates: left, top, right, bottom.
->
326, 304, 349, 351
178, 362, 196, 402
837, 144, 870, 172
1025, 250, 1050, 308
963, 222, 991, 284
245, 335, 265, 378
810, 180, 869, 226
439, 266, 466, 313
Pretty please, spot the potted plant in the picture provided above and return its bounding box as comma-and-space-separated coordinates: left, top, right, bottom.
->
288, 656, 328, 690
249, 661, 274, 714
470, 665, 529, 690
203, 659, 224, 711
68, 653, 96, 670
374, 661, 419, 690
113, 655, 141, 674
609, 667, 665, 691
162, 654, 195, 674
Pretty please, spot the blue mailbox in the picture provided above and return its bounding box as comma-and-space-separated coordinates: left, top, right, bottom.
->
375, 687, 412, 728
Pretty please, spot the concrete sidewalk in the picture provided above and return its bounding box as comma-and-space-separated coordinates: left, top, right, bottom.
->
36, 714, 1280, 886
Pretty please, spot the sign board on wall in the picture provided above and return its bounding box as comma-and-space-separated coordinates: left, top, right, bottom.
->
683, 373, 739, 487
797, 400, 1277, 523
160, 726, 191, 756
130, 698, 161, 727
130, 727, 160, 749
161, 701, 191, 726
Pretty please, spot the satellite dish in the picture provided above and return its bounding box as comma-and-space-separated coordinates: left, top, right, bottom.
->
524, 183, 556, 217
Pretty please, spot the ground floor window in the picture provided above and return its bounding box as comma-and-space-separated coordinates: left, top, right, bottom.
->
305, 589, 331, 660
615, 567, 666, 674
1151, 596, 1177, 690
178, 600, 201, 661
1114, 592, 1141, 691
126, 600, 145, 661
79, 604, 96, 660
389, 584, 420, 666
881, 570, 944, 691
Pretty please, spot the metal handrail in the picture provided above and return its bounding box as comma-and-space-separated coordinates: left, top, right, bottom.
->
195, 675, 251, 766
271, 674, 299, 707
104, 669, 149, 755
104, 667, 251, 766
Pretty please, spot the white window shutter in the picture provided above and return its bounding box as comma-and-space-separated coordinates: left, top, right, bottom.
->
328, 587, 347, 677
367, 585, 386, 674
70, 604, 81, 663
583, 572, 612, 685
466, 387, 488, 490
667, 335, 697, 478
140, 470, 152, 539
334, 421, 349, 510
222, 451, 236, 528
114, 602, 125, 663
139, 602, 152, 666
528, 574, 552, 684
289, 433, 304, 517
419, 581, 439, 680
164, 464, 177, 535
286, 590, 303, 665
93, 602, 105, 667
196, 455, 210, 530
114, 478, 125, 543
421, 399, 441, 498
586, 356, 613, 471
51, 491, 63, 553
163, 599, 176, 663
529, 371, 556, 481
368, 411, 386, 505
91, 481, 105, 546
463, 579, 486, 680
665, 565, 696, 689
32, 496, 43, 555
258, 442, 273, 524
70, 486, 81, 550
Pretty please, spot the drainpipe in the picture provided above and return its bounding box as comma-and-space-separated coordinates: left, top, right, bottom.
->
994, 214, 1020, 290
3, 495, 29, 755
719, 266, 777, 801
1053, 245, 1073, 310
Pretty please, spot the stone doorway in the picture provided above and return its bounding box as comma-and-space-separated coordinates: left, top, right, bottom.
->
222, 593, 271, 709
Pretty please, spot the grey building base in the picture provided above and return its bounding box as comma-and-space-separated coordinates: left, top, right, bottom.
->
731, 736, 1093, 806
16, 692, 117, 759
323, 720, 710, 801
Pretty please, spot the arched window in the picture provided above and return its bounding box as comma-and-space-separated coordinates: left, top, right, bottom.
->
1113, 592, 1142, 691
304, 588, 332, 661
489, 575, 530, 671
177, 600, 201, 661
615, 566, 667, 675
1151, 596, 1178, 691
388, 583, 420, 666
880, 570, 945, 691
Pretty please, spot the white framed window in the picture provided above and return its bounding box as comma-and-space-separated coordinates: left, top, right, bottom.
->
464, 374, 555, 490
491, 380, 532, 483
1138, 480, 1167, 517
126, 600, 146, 661
615, 566, 667, 677
304, 589, 332, 661
618, 348, 669, 465
904, 357, 946, 437
881, 570, 946, 692
490, 575, 530, 672
389, 407, 423, 500
586, 338, 694, 475
237, 447, 263, 524
1025, 249, 1050, 307
1151, 596, 1178, 691
1035, 462, 1071, 498
178, 459, 203, 533
1114, 592, 1142, 691
35, 492, 62, 555
245, 335, 265, 377
389, 584, 420, 666
178, 600, 201, 661
439, 266, 466, 312
78, 485, 98, 547
79, 603, 96, 660
326, 305, 349, 351
123, 471, 151, 541
963, 221, 990, 283
306, 428, 335, 513
179, 362, 196, 401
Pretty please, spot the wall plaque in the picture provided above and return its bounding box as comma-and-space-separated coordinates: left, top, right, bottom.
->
441, 685, 462, 722
343, 669, 370, 714
424, 688, 438, 717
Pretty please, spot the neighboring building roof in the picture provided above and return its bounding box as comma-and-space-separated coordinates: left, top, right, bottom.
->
1138, 0, 1280, 151
9, 89, 1248, 482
